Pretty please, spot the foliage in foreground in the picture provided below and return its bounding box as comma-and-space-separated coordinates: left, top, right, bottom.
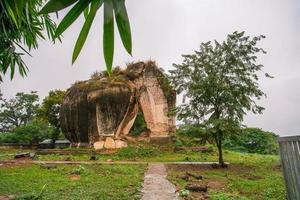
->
40, 0, 132, 75
170, 31, 271, 165
0, 0, 58, 79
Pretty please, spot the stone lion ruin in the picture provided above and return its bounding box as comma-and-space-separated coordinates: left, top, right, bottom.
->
60, 61, 176, 149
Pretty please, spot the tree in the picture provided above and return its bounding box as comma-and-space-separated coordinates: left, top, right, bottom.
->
0, 119, 52, 146
170, 31, 272, 166
0, 91, 39, 132
40, 0, 132, 76
37, 90, 65, 146
0, 0, 58, 80
223, 128, 279, 155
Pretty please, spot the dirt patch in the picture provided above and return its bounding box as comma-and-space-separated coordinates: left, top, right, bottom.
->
186, 192, 209, 200
0, 195, 15, 200
69, 174, 81, 180
207, 180, 226, 190
243, 175, 262, 180
272, 163, 282, 171
0, 160, 32, 168
37, 149, 117, 155
167, 164, 231, 200
167, 164, 214, 171
167, 164, 253, 175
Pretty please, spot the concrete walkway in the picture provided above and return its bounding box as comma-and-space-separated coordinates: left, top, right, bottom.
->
141, 164, 178, 200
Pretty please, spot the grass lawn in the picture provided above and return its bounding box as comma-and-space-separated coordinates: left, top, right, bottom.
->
167, 152, 286, 200
0, 145, 286, 200
0, 144, 280, 163
0, 164, 146, 200
0, 149, 28, 161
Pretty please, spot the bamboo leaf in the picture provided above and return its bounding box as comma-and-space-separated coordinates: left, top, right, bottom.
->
84, 5, 90, 19
40, 0, 78, 14
72, 0, 103, 63
3, 0, 19, 27
103, 0, 114, 75
55, 0, 92, 37
113, 0, 132, 55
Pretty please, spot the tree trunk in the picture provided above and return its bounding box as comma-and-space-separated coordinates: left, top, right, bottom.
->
217, 140, 224, 165
215, 129, 225, 167
51, 128, 60, 149
51, 139, 55, 149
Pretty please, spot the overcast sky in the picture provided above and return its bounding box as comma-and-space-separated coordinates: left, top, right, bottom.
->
1, 0, 300, 136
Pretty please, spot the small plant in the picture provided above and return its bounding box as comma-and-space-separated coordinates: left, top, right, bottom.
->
71, 165, 85, 175
179, 189, 189, 197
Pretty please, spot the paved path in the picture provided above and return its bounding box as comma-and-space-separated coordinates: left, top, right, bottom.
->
141, 164, 178, 200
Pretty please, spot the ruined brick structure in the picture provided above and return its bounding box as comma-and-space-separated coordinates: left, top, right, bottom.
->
60, 61, 176, 149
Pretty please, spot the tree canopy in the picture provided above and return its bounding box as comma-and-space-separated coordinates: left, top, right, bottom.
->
223, 128, 279, 155
0, 91, 39, 132
170, 31, 271, 165
0, 0, 58, 80
37, 90, 65, 144
37, 90, 65, 129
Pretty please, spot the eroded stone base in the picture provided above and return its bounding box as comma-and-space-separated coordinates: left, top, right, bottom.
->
93, 137, 128, 150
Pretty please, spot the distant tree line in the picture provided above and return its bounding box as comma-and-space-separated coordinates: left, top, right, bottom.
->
175, 124, 279, 155
0, 90, 65, 147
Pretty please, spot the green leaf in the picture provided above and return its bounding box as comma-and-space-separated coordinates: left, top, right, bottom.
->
103, 0, 114, 75
10, 60, 15, 80
113, 0, 132, 55
55, 0, 92, 37
72, 0, 103, 63
83, 5, 90, 19
39, 0, 78, 14
3, 0, 19, 27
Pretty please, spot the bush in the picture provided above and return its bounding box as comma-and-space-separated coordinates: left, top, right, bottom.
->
175, 124, 212, 147
0, 120, 54, 145
223, 128, 279, 155
175, 125, 278, 155
117, 144, 161, 159
130, 111, 148, 136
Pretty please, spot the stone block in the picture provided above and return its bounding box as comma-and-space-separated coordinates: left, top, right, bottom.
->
93, 141, 104, 150
104, 137, 116, 149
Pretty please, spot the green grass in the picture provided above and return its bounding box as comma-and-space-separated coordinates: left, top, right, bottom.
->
0, 145, 286, 199
0, 164, 146, 200
167, 151, 286, 200
0, 148, 31, 161
0, 145, 280, 164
